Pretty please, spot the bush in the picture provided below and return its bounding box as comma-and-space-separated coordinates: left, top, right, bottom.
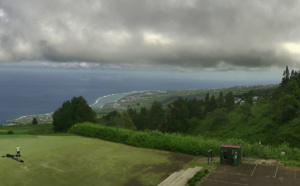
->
68, 123, 300, 160
32, 117, 38, 125
188, 169, 209, 186
7, 130, 14, 134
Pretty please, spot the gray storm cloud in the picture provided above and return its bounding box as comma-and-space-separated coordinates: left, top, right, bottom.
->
1, 0, 300, 70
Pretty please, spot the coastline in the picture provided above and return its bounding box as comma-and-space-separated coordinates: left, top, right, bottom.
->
90, 91, 145, 109
6, 112, 53, 125
4, 91, 146, 125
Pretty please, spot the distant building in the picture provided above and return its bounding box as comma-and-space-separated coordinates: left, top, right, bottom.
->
234, 97, 241, 104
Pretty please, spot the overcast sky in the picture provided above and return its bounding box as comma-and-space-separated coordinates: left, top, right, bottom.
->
1, 0, 300, 71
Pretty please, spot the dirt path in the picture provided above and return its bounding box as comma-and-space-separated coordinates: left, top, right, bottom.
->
158, 166, 202, 186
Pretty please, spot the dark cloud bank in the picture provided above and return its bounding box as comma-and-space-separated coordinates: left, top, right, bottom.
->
1, 0, 300, 71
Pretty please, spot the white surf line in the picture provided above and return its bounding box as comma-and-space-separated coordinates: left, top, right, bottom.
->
273, 165, 279, 178
214, 171, 251, 176
251, 164, 258, 177
205, 178, 248, 186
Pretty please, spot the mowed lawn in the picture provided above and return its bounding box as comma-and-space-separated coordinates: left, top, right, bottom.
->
0, 135, 194, 186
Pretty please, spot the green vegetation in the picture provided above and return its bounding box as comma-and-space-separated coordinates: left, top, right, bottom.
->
52, 96, 97, 132
281, 160, 300, 167
7, 130, 14, 134
32, 117, 38, 125
68, 122, 300, 161
0, 135, 192, 186
100, 67, 300, 149
0, 124, 54, 135
188, 168, 209, 186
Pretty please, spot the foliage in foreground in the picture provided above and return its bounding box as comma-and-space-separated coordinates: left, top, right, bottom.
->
188, 169, 209, 186
69, 122, 300, 161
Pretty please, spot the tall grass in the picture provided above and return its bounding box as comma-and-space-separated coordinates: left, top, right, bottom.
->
69, 122, 300, 160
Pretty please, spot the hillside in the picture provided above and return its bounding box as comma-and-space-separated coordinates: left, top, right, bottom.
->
99, 67, 300, 148
95, 84, 277, 116
6, 84, 276, 125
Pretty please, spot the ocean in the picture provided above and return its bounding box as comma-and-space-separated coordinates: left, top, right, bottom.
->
0, 65, 281, 125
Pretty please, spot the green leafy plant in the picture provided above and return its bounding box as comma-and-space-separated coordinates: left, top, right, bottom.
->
188, 169, 209, 186
68, 123, 300, 161
7, 130, 14, 134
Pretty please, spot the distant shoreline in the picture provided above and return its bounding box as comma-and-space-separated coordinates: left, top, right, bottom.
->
4, 91, 147, 125
6, 112, 53, 125
2, 85, 276, 126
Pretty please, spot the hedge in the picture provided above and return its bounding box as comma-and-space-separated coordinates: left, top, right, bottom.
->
68, 122, 300, 160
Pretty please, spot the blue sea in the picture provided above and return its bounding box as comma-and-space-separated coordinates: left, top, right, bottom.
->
0, 65, 281, 125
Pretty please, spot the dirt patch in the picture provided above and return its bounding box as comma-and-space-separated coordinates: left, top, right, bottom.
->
165, 153, 195, 173
123, 178, 143, 186
123, 152, 194, 186
127, 153, 194, 175
242, 157, 280, 166
167, 152, 194, 163
40, 163, 66, 172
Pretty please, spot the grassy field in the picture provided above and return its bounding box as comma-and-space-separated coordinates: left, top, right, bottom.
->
0, 135, 194, 186
0, 124, 54, 134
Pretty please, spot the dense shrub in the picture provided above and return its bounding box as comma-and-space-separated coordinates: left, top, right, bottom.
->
188, 169, 209, 186
69, 122, 300, 160
7, 130, 14, 134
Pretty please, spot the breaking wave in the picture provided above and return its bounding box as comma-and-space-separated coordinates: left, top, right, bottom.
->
90, 91, 144, 109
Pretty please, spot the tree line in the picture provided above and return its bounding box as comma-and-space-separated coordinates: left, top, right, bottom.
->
101, 91, 235, 133
100, 66, 300, 146
51, 66, 300, 147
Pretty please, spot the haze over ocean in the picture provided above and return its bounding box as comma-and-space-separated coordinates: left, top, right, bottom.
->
0, 66, 280, 125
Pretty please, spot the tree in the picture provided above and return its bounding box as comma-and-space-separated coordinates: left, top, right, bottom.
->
187, 98, 203, 119
207, 108, 228, 129
167, 97, 189, 132
103, 111, 119, 121
205, 92, 210, 106
272, 94, 300, 123
245, 90, 254, 105
32, 117, 38, 125
281, 66, 290, 85
52, 96, 97, 132
208, 95, 218, 112
149, 101, 166, 131
225, 92, 235, 111
204, 92, 210, 116
106, 112, 136, 130
133, 107, 149, 130
127, 108, 139, 126
237, 103, 252, 121
218, 91, 225, 108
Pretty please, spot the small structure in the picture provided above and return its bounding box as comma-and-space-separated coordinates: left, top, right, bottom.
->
207, 149, 213, 165
220, 144, 242, 166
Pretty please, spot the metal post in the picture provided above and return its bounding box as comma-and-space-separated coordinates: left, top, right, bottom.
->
208, 151, 209, 165
208, 149, 212, 165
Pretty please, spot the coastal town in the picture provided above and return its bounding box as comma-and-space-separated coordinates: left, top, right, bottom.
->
7, 113, 53, 125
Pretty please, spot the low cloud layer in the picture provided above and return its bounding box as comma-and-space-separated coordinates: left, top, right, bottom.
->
1, 0, 300, 71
